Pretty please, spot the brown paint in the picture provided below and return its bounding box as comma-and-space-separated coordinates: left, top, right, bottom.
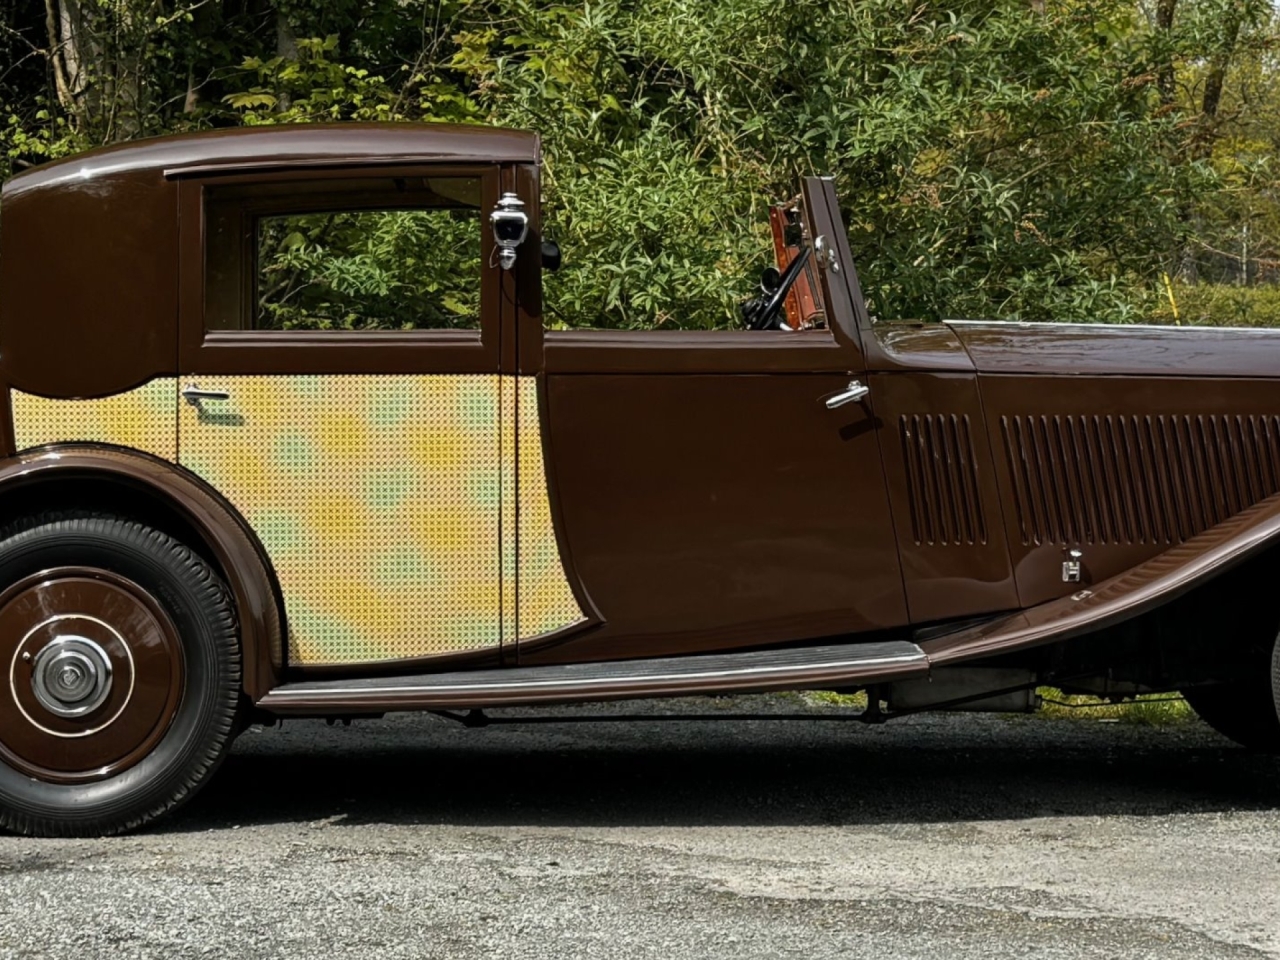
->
0, 151, 178, 398
0, 126, 535, 399
811, 178, 874, 337
974, 367, 1280, 607
859, 322, 1019, 622
5, 125, 535, 195
517, 373, 606, 656
951, 320, 1280, 379
864, 322, 977, 374
513, 163, 545, 376
542, 329, 856, 374
868, 371, 1019, 622
0, 387, 13, 459
0, 568, 183, 783
523, 372, 911, 665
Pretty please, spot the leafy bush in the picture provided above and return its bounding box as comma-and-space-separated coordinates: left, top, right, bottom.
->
1149, 281, 1280, 327
3, 0, 1277, 330
473, 0, 1207, 327
256, 208, 483, 331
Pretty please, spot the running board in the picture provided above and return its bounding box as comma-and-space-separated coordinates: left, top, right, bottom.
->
257, 641, 929, 715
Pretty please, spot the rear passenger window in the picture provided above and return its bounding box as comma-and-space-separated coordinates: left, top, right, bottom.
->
205, 176, 483, 332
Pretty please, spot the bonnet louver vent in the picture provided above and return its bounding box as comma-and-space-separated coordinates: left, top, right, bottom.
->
1000, 414, 1280, 546
899, 414, 987, 546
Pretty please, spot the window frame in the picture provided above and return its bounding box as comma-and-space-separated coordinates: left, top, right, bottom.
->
178, 163, 505, 376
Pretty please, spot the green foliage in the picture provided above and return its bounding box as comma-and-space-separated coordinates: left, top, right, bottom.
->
225, 36, 482, 125
1, 0, 1278, 328
1, 109, 79, 171
256, 208, 483, 331
539, 127, 767, 329
469, 0, 1227, 325
1152, 280, 1280, 327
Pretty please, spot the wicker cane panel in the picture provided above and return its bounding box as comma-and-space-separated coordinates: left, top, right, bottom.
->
500, 377, 518, 646
178, 374, 583, 666
512, 377, 586, 640
11, 380, 177, 460
179, 374, 500, 664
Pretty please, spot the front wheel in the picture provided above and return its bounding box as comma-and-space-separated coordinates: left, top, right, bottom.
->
1183, 632, 1280, 752
0, 514, 240, 836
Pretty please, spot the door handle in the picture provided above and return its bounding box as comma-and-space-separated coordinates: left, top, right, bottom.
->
824, 380, 869, 410
181, 384, 231, 404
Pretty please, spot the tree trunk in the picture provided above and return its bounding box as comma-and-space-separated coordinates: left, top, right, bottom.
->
1155, 0, 1177, 106
41, 0, 74, 118
276, 9, 298, 113
112, 0, 144, 140
43, 0, 125, 140
1200, 32, 1239, 123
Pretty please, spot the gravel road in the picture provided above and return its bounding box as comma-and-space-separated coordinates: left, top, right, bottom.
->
2, 696, 1279, 959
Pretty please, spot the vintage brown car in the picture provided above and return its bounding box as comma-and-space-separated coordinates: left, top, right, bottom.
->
1, 123, 1279, 837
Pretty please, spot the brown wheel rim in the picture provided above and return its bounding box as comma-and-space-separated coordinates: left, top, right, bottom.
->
0, 567, 185, 784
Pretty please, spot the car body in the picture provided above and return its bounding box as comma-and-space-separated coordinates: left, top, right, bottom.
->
1, 123, 1279, 836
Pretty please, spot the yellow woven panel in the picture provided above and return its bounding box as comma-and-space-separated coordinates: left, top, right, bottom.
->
501, 378, 518, 645
11, 380, 177, 460
178, 374, 583, 666
510, 377, 587, 641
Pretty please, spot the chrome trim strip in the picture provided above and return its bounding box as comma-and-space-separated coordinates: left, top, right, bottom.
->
265, 651, 928, 701
943, 319, 1280, 334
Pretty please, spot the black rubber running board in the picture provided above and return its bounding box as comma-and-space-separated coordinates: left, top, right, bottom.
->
257, 641, 929, 715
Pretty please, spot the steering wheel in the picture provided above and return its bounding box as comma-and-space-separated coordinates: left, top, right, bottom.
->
743, 244, 813, 331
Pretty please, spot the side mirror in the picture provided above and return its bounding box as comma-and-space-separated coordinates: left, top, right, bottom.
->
760, 266, 782, 294
542, 240, 562, 272
489, 193, 529, 270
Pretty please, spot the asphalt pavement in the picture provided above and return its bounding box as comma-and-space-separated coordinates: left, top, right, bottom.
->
2, 695, 1279, 959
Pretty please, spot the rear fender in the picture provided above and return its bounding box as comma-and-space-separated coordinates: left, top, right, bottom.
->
0, 444, 284, 698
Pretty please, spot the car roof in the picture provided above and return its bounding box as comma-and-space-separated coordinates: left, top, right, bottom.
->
2, 123, 540, 199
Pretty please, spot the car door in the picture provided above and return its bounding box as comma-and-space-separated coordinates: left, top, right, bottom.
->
511, 174, 911, 665
175, 164, 514, 673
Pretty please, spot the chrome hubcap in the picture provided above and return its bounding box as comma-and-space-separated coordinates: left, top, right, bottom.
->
30, 636, 113, 718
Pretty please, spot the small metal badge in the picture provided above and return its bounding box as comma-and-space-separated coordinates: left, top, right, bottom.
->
1062, 549, 1083, 583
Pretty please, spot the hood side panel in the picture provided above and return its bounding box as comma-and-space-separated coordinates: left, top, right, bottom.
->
949, 321, 1280, 378
975, 362, 1280, 608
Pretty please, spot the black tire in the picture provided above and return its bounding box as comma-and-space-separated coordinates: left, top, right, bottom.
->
1183, 632, 1280, 752
0, 513, 240, 836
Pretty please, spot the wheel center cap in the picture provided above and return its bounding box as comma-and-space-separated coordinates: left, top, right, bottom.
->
31, 636, 113, 718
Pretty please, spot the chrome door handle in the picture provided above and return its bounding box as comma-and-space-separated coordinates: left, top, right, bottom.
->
824, 380, 869, 409
181, 384, 231, 404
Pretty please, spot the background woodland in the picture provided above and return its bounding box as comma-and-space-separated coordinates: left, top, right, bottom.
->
1, 0, 1278, 329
